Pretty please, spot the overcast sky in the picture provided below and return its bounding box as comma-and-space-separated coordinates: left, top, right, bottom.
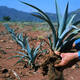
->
0, 0, 80, 13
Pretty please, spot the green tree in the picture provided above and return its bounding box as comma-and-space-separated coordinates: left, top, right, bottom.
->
3, 16, 11, 21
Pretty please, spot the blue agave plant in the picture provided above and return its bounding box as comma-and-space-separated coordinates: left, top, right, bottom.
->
4, 24, 44, 67
21, 0, 80, 53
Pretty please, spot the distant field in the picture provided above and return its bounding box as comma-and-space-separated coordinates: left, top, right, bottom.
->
0, 21, 58, 31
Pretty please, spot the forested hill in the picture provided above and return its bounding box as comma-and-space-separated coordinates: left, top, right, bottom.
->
0, 6, 80, 22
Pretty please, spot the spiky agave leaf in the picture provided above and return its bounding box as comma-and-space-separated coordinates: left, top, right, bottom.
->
32, 43, 42, 63
21, 1, 57, 50
16, 51, 28, 56
60, 25, 78, 39
14, 56, 25, 65
66, 14, 76, 28
58, 2, 69, 37
55, 0, 62, 27
4, 24, 16, 40
16, 33, 28, 49
31, 13, 48, 22
48, 35, 53, 50
65, 29, 80, 42
20, 1, 49, 21
55, 0, 62, 38
22, 37, 32, 60
26, 38, 31, 54
17, 32, 23, 42
55, 25, 78, 50
8, 51, 30, 64
4, 24, 15, 34
57, 29, 80, 51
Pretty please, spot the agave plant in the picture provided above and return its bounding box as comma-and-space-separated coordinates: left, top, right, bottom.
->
4, 24, 44, 67
8, 41, 43, 68
20, 0, 80, 53
21, 0, 80, 80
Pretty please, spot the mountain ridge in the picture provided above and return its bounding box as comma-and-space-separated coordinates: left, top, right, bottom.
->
0, 6, 80, 22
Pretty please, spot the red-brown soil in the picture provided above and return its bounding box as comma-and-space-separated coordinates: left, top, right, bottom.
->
0, 23, 80, 80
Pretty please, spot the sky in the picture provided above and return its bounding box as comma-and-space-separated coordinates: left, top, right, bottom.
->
0, 0, 80, 13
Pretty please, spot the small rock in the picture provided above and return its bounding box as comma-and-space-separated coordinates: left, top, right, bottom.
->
0, 40, 6, 42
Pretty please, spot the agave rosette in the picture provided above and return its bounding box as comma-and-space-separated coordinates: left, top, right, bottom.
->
21, 0, 80, 52
4, 24, 43, 66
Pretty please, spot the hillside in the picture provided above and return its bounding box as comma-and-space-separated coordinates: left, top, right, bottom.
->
0, 6, 80, 22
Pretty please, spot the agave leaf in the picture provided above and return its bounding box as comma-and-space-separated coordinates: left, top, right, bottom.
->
4, 24, 16, 40
33, 43, 41, 58
21, 1, 56, 49
66, 29, 80, 40
55, 0, 62, 40
16, 51, 27, 56
31, 50, 39, 64
26, 38, 31, 54
20, 1, 50, 21
17, 32, 23, 42
31, 13, 48, 22
58, 2, 69, 37
56, 25, 78, 49
60, 25, 77, 39
21, 37, 32, 61
48, 35, 53, 49
57, 29, 80, 51
35, 11, 49, 20
26, 38, 31, 56
16, 38, 25, 49
14, 57, 25, 65
4, 24, 15, 34
23, 35, 27, 48
57, 37, 75, 51
66, 14, 76, 28
31, 42, 43, 63
55, 0, 62, 27
21, 1, 56, 34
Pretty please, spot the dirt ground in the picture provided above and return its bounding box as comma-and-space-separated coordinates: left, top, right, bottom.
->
0, 23, 80, 80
